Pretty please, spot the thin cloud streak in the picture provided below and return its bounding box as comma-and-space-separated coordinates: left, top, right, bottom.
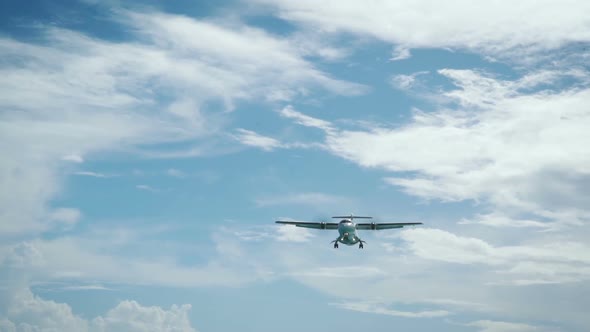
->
331, 301, 451, 318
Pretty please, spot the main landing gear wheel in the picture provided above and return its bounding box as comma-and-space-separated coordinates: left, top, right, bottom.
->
359, 243, 364, 249
333, 242, 339, 249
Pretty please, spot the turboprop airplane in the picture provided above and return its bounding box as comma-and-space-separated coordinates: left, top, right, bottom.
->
276, 215, 422, 249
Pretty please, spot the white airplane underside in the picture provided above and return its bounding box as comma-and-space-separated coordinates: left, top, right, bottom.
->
275, 215, 422, 249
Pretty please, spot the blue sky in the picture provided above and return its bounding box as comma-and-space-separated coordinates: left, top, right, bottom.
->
1, 1, 590, 331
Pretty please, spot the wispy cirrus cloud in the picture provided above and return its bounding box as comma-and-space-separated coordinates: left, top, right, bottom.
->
331, 301, 450, 318
0, 9, 365, 236
232, 129, 284, 151
254, 0, 590, 63
73, 171, 113, 178
458, 213, 556, 230
135, 184, 160, 193
466, 319, 547, 332
278, 105, 335, 132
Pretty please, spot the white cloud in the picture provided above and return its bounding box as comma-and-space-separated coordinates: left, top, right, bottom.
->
59, 285, 112, 291
233, 229, 273, 242
247, 224, 589, 329
249, 68, 590, 329
166, 168, 186, 178
233, 224, 323, 243
3, 288, 89, 332
61, 154, 84, 163
0, 288, 197, 332
278, 105, 335, 132
91, 300, 196, 332
275, 225, 315, 242
0, 9, 365, 237
47, 208, 81, 228
278, 69, 590, 227
255, 0, 590, 62
459, 213, 555, 230
389, 71, 429, 91
126, 11, 367, 100
136, 184, 159, 193
0, 226, 272, 289
332, 301, 450, 318
233, 129, 283, 151
466, 319, 544, 332
0, 319, 16, 331
390, 45, 411, 61
390, 74, 418, 90
400, 228, 497, 264
73, 171, 111, 178
292, 266, 386, 278
400, 228, 590, 269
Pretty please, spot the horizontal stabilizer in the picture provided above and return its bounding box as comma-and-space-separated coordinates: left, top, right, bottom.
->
356, 222, 422, 230
332, 215, 372, 219
276, 220, 338, 229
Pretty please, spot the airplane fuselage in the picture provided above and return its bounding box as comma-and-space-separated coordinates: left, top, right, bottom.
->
337, 220, 360, 245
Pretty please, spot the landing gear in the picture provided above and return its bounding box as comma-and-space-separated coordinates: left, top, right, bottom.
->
359, 242, 364, 249
334, 242, 339, 249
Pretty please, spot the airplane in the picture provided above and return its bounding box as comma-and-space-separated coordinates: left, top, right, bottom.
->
275, 215, 422, 249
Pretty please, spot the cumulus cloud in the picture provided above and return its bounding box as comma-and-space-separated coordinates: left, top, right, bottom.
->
3, 288, 89, 332
92, 300, 196, 332
0, 288, 197, 332
0, 243, 195, 332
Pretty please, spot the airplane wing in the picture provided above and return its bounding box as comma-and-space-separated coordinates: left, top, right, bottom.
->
275, 220, 339, 229
355, 222, 423, 230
